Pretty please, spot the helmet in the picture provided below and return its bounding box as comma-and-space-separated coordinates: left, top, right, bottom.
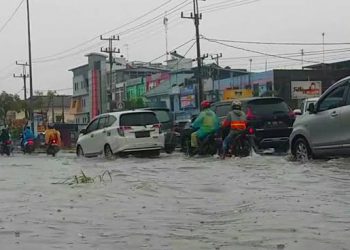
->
201, 100, 211, 109
231, 100, 242, 110
48, 123, 54, 129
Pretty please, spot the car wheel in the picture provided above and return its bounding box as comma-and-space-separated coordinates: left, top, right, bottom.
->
293, 138, 311, 161
104, 144, 114, 159
76, 145, 84, 157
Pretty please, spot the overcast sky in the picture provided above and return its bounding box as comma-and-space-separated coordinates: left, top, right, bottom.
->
0, 0, 349, 98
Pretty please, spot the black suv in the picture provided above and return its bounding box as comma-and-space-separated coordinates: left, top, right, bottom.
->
143, 107, 177, 153
211, 97, 295, 152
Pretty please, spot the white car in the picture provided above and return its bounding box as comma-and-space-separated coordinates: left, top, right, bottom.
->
293, 97, 319, 116
76, 110, 164, 158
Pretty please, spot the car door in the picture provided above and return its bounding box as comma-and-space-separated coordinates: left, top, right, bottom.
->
79, 118, 99, 155
91, 116, 109, 154
341, 82, 350, 153
308, 83, 348, 153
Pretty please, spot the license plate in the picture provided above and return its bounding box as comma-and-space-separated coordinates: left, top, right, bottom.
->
135, 131, 150, 138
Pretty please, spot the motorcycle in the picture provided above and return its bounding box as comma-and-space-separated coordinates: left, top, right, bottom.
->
228, 131, 252, 157
184, 130, 220, 157
0, 140, 12, 156
23, 139, 35, 154
46, 139, 60, 157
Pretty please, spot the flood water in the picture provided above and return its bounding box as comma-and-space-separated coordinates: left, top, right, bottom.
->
0, 152, 349, 249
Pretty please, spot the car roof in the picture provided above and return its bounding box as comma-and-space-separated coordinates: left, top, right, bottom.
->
142, 107, 171, 112
95, 110, 156, 119
212, 97, 284, 106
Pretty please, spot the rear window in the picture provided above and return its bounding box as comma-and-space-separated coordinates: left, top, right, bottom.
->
120, 112, 159, 126
247, 99, 290, 115
152, 110, 171, 123
215, 104, 231, 117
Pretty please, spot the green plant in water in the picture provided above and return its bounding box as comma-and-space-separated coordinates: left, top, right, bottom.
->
74, 170, 94, 184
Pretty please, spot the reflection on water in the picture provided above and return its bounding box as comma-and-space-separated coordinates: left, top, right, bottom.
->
0, 152, 349, 249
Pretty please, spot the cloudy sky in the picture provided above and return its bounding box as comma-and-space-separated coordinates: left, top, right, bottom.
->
0, 0, 349, 98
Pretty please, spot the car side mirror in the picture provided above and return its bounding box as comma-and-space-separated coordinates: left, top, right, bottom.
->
308, 103, 316, 113
293, 109, 302, 116
80, 128, 87, 134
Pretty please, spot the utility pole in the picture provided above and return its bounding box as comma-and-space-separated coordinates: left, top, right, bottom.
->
249, 59, 253, 88
13, 61, 29, 119
164, 13, 169, 61
61, 95, 65, 123
301, 49, 304, 69
181, 0, 204, 107
100, 35, 120, 111
26, 0, 34, 132
322, 32, 325, 64
211, 53, 222, 101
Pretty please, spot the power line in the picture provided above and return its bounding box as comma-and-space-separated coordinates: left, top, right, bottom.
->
202, 36, 322, 64
220, 48, 350, 61
149, 38, 195, 62
32, 0, 181, 62
0, 0, 25, 34
202, 0, 259, 13
204, 37, 350, 46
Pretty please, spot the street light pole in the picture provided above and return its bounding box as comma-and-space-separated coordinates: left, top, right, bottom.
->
26, 0, 34, 132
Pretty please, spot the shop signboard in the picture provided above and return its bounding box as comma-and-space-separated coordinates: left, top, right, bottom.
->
291, 81, 322, 99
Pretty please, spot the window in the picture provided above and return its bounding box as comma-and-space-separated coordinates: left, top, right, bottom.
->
120, 112, 158, 126
151, 110, 171, 123
105, 116, 117, 127
247, 98, 289, 116
86, 118, 99, 133
319, 85, 347, 112
98, 117, 108, 129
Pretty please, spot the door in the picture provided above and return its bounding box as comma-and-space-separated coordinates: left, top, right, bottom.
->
308, 84, 348, 153
341, 82, 350, 152
79, 118, 99, 155
92, 116, 108, 154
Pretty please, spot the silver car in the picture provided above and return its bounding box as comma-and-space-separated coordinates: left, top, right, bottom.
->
290, 76, 350, 160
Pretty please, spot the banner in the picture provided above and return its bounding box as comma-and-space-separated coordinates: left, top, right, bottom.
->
291, 81, 322, 99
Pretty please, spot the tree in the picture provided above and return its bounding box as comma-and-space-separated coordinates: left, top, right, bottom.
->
0, 91, 23, 126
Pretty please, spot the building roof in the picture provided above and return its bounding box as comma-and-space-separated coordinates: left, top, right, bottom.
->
68, 64, 89, 72
304, 59, 350, 70
30, 95, 72, 109
145, 81, 171, 97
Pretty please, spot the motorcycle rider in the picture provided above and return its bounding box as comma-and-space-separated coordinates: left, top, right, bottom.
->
191, 100, 220, 151
0, 128, 10, 153
221, 100, 247, 158
0, 128, 10, 143
23, 126, 34, 149
45, 123, 62, 146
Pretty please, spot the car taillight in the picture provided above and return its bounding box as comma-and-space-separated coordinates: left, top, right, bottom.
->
153, 124, 162, 133
117, 126, 131, 136
246, 106, 257, 120
288, 110, 296, 120
248, 127, 255, 135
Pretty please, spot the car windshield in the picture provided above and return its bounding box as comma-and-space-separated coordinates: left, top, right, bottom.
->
151, 110, 171, 123
248, 99, 290, 115
120, 112, 159, 126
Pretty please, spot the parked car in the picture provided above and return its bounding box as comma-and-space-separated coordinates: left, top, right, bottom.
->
290, 77, 350, 160
212, 97, 295, 152
76, 110, 164, 158
293, 97, 319, 116
143, 107, 177, 153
